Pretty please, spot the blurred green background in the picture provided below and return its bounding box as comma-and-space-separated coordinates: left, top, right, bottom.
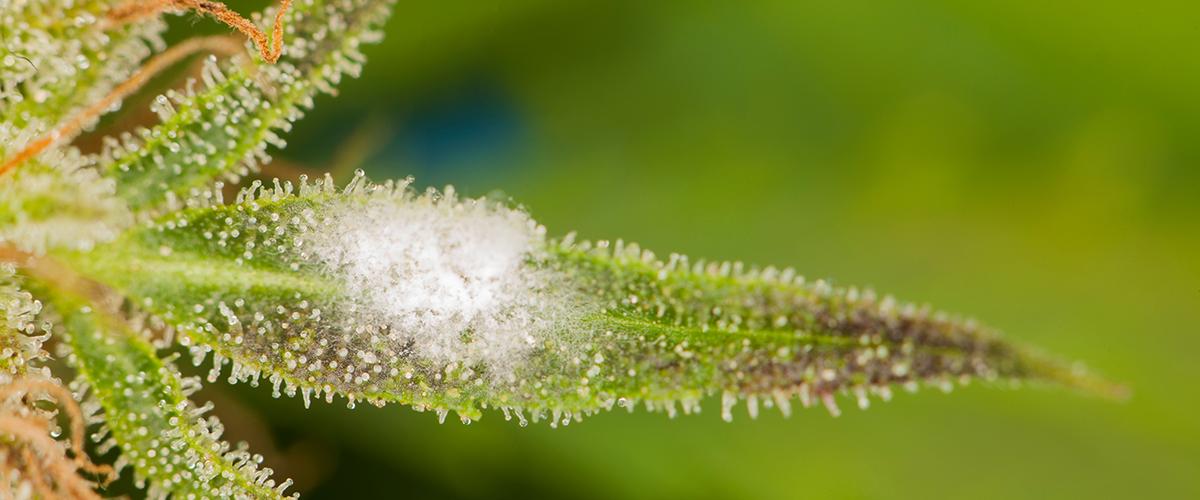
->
159, 1, 1200, 498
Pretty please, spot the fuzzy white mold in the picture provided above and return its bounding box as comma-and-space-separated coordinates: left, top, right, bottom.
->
307, 190, 564, 376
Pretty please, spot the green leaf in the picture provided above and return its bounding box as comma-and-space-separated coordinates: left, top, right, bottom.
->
0, 263, 48, 383
0, 0, 165, 137
64, 177, 1116, 425
101, 0, 395, 213
0, 150, 131, 254
53, 292, 294, 499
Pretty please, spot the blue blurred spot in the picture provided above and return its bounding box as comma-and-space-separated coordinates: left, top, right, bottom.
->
389, 78, 525, 174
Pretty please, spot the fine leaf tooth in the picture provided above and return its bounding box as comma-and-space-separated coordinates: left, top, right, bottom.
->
772, 390, 793, 418
721, 391, 737, 422
854, 386, 870, 410
821, 392, 842, 417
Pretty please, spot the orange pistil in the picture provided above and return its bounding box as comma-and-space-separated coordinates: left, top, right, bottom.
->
0, 378, 115, 498
108, 0, 293, 64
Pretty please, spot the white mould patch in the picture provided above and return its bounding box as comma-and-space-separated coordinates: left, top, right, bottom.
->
305, 190, 567, 377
